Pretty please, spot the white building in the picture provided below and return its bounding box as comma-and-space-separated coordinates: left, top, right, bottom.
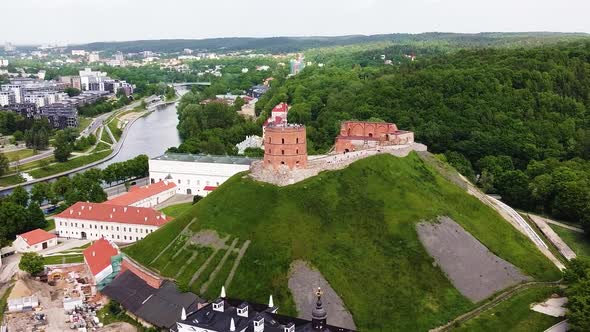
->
88, 52, 100, 63
83, 238, 120, 286
54, 202, 173, 243
149, 154, 258, 196
79, 68, 108, 91
236, 135, 263, 154
71, 50, 87, 56
0, 59, 8, 67
0, 91, 15, 106
107, 180, 176, 208
13, 229, 58, 253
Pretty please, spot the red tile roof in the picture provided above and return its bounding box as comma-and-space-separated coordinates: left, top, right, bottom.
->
203, 186, 217, 191
107, 181, 176, 206
55, 202, 173, 227
18, 228, 56, 246
272, 102, 288, 114
83, 238, 119, 276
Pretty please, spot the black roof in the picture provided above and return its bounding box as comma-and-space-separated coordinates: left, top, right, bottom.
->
102, 270, 201, 329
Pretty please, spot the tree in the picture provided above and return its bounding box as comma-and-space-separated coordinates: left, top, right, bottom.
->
243, 147, 264, 157
27, 202, 47, 229
31, 182, 50, 204
19, 252, 44, 275
0, 153, 9, 177
64, 87, 81, 97
12, 130, 24, 142
495, 170, 532, 209
565, 258, 590, 331
10, 186, 29, 207
53, 130, 73, 162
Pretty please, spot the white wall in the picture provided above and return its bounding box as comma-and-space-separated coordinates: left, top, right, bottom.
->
13, 236, 57, 253
129, 187, 176, 208
149, 159, 251, 196
55, 217, 159, 243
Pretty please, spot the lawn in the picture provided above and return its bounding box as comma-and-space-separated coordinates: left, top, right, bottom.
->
0, 173, 25, 187
101, 127, 113, 144
11, 156, 55, 172
44, 219, 55, 231
43, 254, 84, 265
92, 141, 111, 152
0, 284, 14, 323
160, 202, 193, 217
77, 117, 93, 133
3, 149, 37, 162
550, 224, 590, 258
453, 286, 563, 332
28, 150, 111, 179
124, 153, 561, 331
108, 120, 122, 142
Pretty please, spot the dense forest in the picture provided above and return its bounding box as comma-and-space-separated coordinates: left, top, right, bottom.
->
251, 41, 590, 228
64, 32, 589, 54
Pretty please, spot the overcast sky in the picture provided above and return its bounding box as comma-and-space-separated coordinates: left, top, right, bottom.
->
3, 0, 589, 45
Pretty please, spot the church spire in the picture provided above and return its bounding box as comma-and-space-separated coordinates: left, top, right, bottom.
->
311, 287, 327, 330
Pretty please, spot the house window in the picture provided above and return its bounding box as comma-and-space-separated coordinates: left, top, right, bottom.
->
124, 236, 127, 240
123, 227, 126, 232
187, 179, 190, 185
116, 227, 119, 231
178, 179, 181, 184
117, 235, 120, 239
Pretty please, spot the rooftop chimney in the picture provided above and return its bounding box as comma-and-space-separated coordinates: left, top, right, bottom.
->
89, 206, 92, 211
253, 315, 264, 332
92, 251, 95, 257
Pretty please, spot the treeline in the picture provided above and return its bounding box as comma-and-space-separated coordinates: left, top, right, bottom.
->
255, 41, 590, 228
0, 186, 47, 246
78, 96, 131, 117
0, 112, 51, 150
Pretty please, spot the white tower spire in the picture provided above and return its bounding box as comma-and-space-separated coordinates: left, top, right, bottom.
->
230, 317, 236, 331
181, 307, 186, 320
268, 294, 274, 307
221, 286, 226, 298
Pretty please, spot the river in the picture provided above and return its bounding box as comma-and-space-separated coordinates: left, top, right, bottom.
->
99, 100, 182, 168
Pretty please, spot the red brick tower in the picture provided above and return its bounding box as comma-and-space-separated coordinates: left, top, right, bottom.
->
263, 124, 307, 170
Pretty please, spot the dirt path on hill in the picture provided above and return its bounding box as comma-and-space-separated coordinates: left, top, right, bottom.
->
224, 240, 250, 289
417, 217, 530, 302
200, 238, 238, 293
288, 260, 356, 330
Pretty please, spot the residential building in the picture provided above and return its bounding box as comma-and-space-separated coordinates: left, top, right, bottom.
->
88, 52, 100, 63
83, 238, 120, 289
247, 84, 269, 98
13, 229, 58, 253
0, 59, 8, 67
71, 50, 87, 56
149, 154, 258, 196
54, 202, 173, 243
107, 181, 177, 208
39, 104, 78, 129
0, 91, 15, 106
175, 288, 355, 332
79, 68, 108, 91
5, 103, 38, 118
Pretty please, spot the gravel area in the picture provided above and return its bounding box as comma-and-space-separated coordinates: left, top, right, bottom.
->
288, 260, 356, 330
416, 216, 530, 302
190, 230, 228, 250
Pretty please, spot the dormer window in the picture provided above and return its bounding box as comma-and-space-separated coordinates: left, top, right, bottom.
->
253, 316, 264, 332
237, 305, 248, 318
212, 300, 224, 312
284, 323, 295, 332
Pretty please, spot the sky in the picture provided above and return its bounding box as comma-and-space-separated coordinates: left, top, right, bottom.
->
3, 0, 590, 45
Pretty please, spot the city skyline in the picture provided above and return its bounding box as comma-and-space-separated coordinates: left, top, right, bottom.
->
2, 0, 590, 45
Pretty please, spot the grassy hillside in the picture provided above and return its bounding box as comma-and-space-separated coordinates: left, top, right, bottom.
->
124, 153, 560, 331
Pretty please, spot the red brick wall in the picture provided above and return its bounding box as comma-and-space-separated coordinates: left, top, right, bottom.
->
263, 125, 308, 169
120, 258, 163, 289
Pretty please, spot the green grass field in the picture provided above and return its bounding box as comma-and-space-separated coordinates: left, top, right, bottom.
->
77, 117, 93, 133
108, 120, 122, 142
453, 286, 562, 332
92, 141, 111, 152
29, 150, 111, 179
0, 173, 25, 187
43, 254, 84, 265
44, 219, 55, 231
124, 153, 560, 331
160, 202, 193, 217
3, 149, 37, 162
10, 156, 55, 173
100, 127, 113, 144
550, 224, 590, 258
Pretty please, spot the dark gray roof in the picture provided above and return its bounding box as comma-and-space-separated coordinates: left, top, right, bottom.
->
152, 153, 259, 165
177, 298, 356, 332
102, 270, 201, 329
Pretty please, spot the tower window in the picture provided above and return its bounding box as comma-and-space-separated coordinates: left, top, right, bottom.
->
269, 137, 272, 143
296, 138, 299, 143
282, 138, 285, 144
282, 150, 284, 155
296, 149, 299, 154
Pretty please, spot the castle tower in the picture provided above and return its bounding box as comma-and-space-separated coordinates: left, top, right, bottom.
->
263, 123, 307, 170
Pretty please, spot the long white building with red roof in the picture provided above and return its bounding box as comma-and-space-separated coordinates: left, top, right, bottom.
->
107, 180, 176, 208
54, 202, 173, 243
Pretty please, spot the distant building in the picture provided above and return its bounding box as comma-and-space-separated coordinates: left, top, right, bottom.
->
262, 102, 289, 139
149, 154, 258, 196
0, 58, 8, 67
88, 52, 100, 63
334, 121, 414, 153
39, 104, 78, 129
289, 55, 306, 75
107, 181, 177, 208
247, 84, 269, 99
5, 103, 38, 118
175, 287, 355, 332
0, 91, 15, 106
13, 229, 58, 253
236, 135, 263, 154
54, 202, 173, 243
71, 50, 87, 56
79, 68, 108, 91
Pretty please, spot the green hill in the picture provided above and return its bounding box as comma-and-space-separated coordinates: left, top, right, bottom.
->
124, 153, 560, 331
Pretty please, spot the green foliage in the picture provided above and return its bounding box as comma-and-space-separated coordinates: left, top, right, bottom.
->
19, 252, 44, 275
565, 258, 590, 331
0, 154, 9, 177
243, 147, 264, 157
78, 97, 130, 117
10, 186, 29, 207
29, 150, 111, 179
64, 87, 81, 97
101, 154, 149, 184
24, 119, 50, 150
126, 153, 560, 331
53, 129, 76, 162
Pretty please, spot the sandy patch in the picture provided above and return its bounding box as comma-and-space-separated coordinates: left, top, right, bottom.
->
416, 216, 530, 302
99, 322, 138, 332
288, 260, 356, 330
